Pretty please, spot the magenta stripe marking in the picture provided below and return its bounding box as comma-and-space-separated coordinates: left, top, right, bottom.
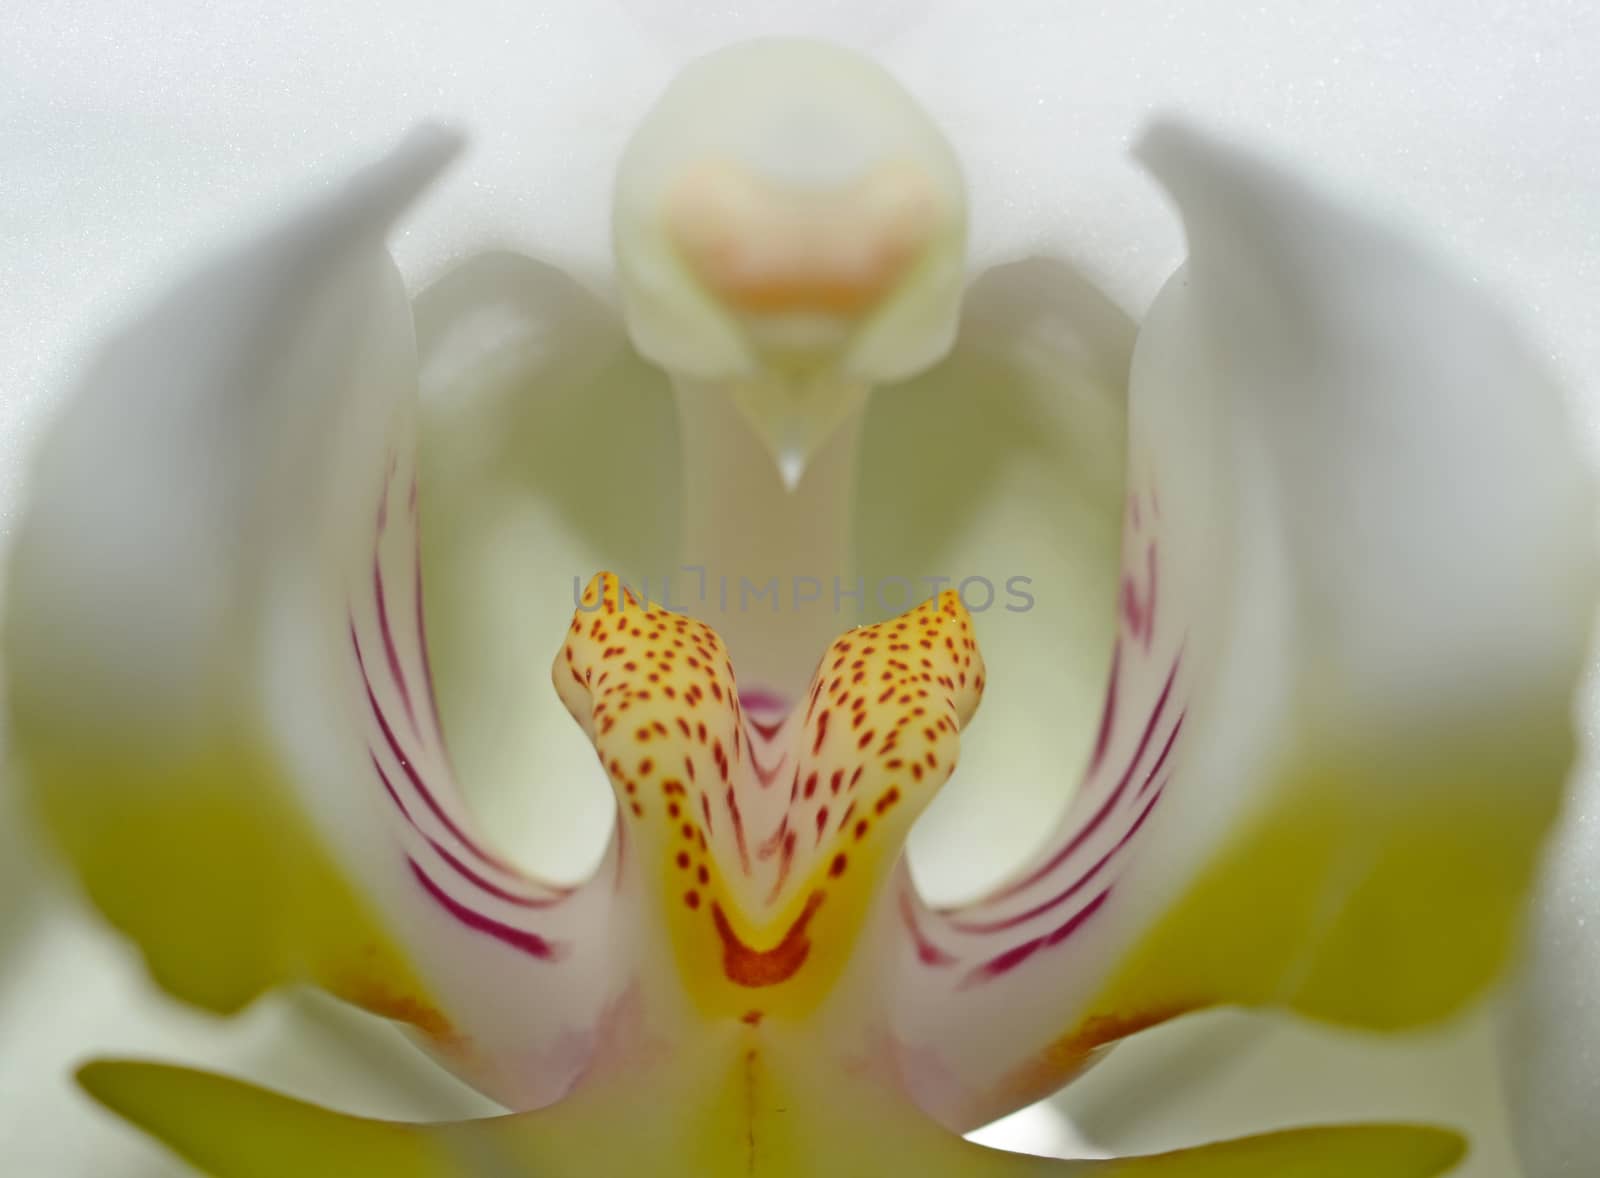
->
961, 888, 1113, 988
1087, 640, 1121, 778
1143, 542, 1159, 651
413, 541, 451, 756
739, 687, 791, 718
409, 860, 561, 961
421, 839, 566, 908
900, 889, 958, 967
374, 556, 420, 740
748, 716, 785, 744
372, 754, 560, 906
980, 653, 1182, 906
1137, 713, 1184, 801
751, 747, 788, 789
613, 811, 628, 893
373, 752, 410, 814
950, 782, 1167, 936
353, 623, 514, 873
390, 784, 561, 908
1041, 888, 1112, 948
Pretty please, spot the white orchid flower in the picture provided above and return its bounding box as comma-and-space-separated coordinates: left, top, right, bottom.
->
6, 6, 1599, 1178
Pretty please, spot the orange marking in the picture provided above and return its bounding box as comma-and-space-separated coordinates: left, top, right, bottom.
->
712, 892, 826, 988
992, 1001, 1198, 1117
337, 973, 451, 1039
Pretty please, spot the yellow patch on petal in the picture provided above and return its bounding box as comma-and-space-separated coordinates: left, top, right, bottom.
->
79, 1062, 452, 1178
994, 703, 1570, 1112
1091, 1125, 1465, 1177
24, 727, 444, 1034
556, 573, 982, 1022
79, 1056, 1464, 1178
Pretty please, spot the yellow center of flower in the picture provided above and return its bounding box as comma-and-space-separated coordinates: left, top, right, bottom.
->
555, 573, 984, 1022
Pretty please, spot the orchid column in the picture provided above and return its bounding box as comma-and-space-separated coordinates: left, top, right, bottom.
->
614, 41, 967, 705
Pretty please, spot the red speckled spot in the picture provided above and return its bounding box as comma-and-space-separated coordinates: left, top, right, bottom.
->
554, 575, 986, 998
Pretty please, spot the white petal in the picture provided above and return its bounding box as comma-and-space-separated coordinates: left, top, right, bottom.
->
5, 133, 639, 1111
884, 121, 1594, 1131
869, 258, 1133, 903
409, 251, 676, 881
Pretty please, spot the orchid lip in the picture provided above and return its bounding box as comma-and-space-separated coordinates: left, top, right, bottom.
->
552, 572, 984, 1023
